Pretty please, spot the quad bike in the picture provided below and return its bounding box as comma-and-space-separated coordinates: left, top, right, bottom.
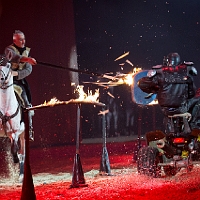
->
137, 112, 200, 177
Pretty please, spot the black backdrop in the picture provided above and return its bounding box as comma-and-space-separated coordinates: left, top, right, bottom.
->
0, 0, 78, 147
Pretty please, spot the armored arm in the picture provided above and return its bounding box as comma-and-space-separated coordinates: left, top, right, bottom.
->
138, 68, 160, 94
185, 62, 197, 98
138, 76, 160, 94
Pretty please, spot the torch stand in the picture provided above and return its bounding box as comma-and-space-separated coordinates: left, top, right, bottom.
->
99, 106, 111, 175
22, 100, 105, 189
133, 105, 142, 162
70, 104, 88, 188
21, 110, 36, 200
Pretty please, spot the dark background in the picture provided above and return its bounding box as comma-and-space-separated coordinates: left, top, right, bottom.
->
73, 0, 200, 138
0, 0, 200, 146
74, 0, 200, 74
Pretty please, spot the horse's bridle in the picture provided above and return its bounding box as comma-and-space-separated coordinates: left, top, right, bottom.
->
0, 104, 20, 125
0, 63, 13, 90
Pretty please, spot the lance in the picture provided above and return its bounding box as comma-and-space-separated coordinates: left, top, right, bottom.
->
37, 61, 117, 80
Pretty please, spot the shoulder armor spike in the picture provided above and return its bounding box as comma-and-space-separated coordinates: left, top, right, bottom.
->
184, 61, 194, 66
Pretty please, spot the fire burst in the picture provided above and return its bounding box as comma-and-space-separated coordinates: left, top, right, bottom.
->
117, 67, 142, 86
83, 67, 142, 87
75, 85, 99, 102
104, 67, 142, 86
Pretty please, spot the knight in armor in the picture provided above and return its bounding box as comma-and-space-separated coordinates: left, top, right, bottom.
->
138, 52, 200, 135
4, 30, 37, 141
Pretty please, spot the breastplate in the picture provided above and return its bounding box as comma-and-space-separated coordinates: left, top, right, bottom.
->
162, 65, 188, 84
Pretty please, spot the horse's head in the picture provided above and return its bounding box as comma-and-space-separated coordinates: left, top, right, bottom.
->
0, 54, 12, 88
0, 62, 12, 89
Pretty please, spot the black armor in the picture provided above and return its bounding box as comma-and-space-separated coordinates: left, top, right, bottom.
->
138, 53, 200, 131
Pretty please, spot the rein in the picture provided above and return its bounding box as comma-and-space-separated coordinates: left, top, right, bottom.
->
0, 104, 20, 125
0, 104, 20, 138
0, 83, 13, 89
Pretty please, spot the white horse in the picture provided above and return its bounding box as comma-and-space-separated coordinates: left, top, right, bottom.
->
0, 58, 25, 182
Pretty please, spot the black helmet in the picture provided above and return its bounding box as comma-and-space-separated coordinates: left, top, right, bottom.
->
166, 52, 181, 66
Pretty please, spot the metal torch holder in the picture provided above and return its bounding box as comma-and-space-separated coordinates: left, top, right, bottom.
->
22, 100, 106, 192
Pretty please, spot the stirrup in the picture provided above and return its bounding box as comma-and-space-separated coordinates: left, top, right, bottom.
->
29, 126, 34, 141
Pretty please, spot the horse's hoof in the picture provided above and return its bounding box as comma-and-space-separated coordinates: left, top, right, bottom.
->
11, 141, 19, 154
19, 174, 24, 183
11, 141, 19, 163
19, 162, 24, 183
19, 161, 24, 175
13, 154, 19, 163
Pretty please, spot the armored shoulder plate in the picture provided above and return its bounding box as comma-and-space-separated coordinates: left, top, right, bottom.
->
147, 69, 156, 77
188, 66, 197, 76
183, 61, 197, 76
152, 65, 162, 69
147, 64, 163, 77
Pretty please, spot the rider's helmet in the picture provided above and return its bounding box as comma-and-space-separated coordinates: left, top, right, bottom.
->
166, 52, 181, 67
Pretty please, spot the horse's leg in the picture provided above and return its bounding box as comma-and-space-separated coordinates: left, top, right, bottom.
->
10, 132, 22, 163
10, 121, 25, 182
11, 148, 19, 163
10, 134, 20, 163
10, 122, 25, 163
18, 131, 25, 183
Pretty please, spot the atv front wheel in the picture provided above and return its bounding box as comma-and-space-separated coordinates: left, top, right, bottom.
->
163, 166, 179, 176
137, 146, 161, 177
